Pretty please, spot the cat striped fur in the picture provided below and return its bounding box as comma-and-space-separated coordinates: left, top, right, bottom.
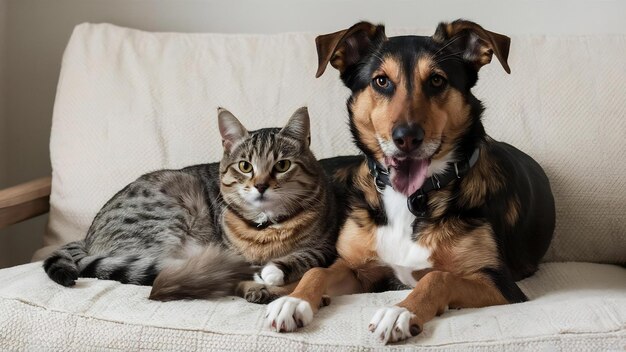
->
44, 107, 341, 302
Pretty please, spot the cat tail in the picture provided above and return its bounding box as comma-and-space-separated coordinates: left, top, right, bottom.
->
43, 240, 88, 287
148, 244, 254, 301
76, 254, 160, 286
44, 241, 161, 287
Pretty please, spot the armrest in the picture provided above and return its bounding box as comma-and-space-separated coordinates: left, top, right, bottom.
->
0, 177, 52, 229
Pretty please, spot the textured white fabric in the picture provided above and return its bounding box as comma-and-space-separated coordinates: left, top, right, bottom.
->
37, 24, 626, 263
1, 262, 624, 350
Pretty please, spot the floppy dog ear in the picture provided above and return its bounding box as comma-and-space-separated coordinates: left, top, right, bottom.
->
315, 22, 386, 78
433, 19, 511, 74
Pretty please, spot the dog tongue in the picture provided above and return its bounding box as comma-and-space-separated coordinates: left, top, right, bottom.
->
386, 158, 430, 196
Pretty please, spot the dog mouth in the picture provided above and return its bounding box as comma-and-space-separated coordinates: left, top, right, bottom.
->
384, 156, 430, 196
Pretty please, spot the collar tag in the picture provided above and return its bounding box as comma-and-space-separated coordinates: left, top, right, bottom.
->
407, 189, 428, 218
408, 147, 480, 218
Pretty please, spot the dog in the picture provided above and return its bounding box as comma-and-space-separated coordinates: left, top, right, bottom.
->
265, 19, 556, 344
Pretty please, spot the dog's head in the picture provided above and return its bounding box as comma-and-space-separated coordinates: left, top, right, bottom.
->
316, 20, 510, 196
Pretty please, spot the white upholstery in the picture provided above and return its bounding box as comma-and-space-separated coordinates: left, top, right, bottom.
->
0, 262, 624, 350
2, 23, 624, 350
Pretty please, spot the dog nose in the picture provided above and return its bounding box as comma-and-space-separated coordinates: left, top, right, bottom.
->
255, 183, 269, 194
392, 124, 424, 153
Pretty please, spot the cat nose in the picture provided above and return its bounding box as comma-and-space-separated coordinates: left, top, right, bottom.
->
392, 123, 424, 153
255, 183, 269, 194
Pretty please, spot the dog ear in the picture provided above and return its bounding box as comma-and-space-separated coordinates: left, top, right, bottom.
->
315, 22, 386, 78
433, 19, 511, 74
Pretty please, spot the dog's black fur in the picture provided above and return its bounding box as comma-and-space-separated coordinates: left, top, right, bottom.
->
265, 21, 557, 341
319, 20, 555, 301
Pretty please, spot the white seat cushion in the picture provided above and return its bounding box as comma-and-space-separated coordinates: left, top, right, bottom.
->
0, 262, 624, 350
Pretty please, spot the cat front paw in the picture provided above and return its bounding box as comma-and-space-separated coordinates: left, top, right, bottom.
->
243, 284, 274, 304
260, 264, 284, 286
265, 296, 313, 332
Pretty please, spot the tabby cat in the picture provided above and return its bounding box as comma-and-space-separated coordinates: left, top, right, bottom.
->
43, 107, 340, 303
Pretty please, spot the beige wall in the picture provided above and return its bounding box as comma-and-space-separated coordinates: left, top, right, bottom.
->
0, 0, 6, 188
1, 0, 626, 268
1, 0, 15, 268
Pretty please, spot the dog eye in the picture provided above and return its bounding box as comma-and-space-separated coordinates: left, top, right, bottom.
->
372, 75, 394, 94
238, 161, 253, 173
274, 160, 291, 173
375, 76, 390, 88
429, 74, 447, 88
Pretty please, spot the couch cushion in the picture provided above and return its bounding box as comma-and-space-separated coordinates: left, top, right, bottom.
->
1, 262, 624, 350
37, 23, 626, 263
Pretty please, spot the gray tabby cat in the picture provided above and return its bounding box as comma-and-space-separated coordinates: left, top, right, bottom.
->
43, 107, 340, 303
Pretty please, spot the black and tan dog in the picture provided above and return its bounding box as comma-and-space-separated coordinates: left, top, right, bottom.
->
266, 20, 556, 343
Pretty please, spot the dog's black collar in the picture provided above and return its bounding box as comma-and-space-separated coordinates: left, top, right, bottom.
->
367, 157, 391, 193
367, 148, 480, 218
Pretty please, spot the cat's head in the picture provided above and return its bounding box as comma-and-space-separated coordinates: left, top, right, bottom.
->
217, 107, 322, 225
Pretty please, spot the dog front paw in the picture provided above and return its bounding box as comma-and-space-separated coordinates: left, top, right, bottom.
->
260, 264, 285, 286
265, 296, 313, 332
369, 306, 421, 344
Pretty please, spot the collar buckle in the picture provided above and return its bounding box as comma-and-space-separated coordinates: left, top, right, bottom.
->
432, 174, 441, 189
368, 157, 390, 194
374, 179, 385, 194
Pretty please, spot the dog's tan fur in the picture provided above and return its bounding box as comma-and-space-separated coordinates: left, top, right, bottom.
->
287, 170, 508, 333
279, 20, 520, 336
458, 146, 505, 208
396, 271, 507, 331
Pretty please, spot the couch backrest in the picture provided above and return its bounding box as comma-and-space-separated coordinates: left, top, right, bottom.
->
35, 23, 626, 264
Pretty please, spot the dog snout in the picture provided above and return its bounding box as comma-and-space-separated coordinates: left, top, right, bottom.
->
392, 124, 424, 153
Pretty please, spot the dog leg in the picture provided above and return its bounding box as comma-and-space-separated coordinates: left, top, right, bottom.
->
265, 258, 362, 332
369, 270, 508, 343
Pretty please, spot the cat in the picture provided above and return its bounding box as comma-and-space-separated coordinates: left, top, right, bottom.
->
43, 107, 341, 303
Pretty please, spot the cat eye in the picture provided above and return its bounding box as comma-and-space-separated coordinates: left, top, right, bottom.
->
274, 160, 291, 173
238, 161, 253, 173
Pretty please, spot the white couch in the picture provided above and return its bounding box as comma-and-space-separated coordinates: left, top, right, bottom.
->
0, 23, 624, 351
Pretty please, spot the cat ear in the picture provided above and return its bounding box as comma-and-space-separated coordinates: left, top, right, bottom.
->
218, 108, 249, 153
280, 107, 311, 146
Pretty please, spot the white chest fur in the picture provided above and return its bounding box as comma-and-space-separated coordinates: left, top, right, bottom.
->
376, 187, 432, 287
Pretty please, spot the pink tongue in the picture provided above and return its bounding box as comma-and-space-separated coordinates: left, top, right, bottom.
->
387, 158, 430, 196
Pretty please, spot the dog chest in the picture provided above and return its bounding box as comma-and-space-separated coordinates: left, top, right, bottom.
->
376, 187, 432, 287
